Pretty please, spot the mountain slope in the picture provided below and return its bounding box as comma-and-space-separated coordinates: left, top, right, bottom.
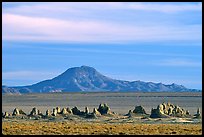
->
2, 66, 200, 93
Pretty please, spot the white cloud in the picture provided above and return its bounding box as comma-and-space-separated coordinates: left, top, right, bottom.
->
2, 13, 201, 43
127, 2, 202, 13
24, 46, 200, 58
3, 2, 202, 14
155, 59, 202, 67
2, 2, 202, 43
2, 71, 59, 81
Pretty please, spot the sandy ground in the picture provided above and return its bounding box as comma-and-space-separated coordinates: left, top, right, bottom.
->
2, 113, 202, 135
2, 92, 202, 135
2, 120, 202, 135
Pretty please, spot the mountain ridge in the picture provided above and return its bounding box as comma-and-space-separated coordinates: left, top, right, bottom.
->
2, 66, 201, 93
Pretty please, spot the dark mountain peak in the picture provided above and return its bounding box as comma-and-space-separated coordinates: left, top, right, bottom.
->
79, 65, 97, 73
80, 65, 94, 69
54, 66, 97, 80
62, 65, 98, 77
64, 65, 96, 73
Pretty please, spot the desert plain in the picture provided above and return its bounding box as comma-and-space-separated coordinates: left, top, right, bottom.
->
2, 92, 202, 135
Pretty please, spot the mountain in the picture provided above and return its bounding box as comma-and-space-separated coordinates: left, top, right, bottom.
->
2, 85, 21, 94
2, 66, 201, 93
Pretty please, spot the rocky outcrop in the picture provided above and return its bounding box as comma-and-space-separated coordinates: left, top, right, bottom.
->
93, 108, 101, 116
97, 103, 112, 115
126, 106, 148, 118
3, 104, 200, 121
29, 107, 40, 116
85, 107, 89, 114
51, 107, 71, 116
12, 108, 26, 116
72, 106, 82, 115
194, 108, 201, 119
126, 110, 134, 117
150, 108, 170, 118
12, 108, 20, 116
150, 102, 191, 118
67, 104, 113, 117
133, 106, 147, 114
46, 110, 51, 116
3, 112, 9, 118
60, 108, 68, 115
19, 109, 26, 115
52, 108, 57, 116
66, 107, 72, 114
56, 107, 61, 114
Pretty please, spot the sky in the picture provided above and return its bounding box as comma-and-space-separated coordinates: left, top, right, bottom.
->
2, 2, 202, 89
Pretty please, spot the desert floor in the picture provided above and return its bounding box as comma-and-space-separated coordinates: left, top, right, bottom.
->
2, 120, 202, 135
2, 92, 202, 135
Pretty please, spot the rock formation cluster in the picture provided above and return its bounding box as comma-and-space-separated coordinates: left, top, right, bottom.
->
97, 103, 112, 115
126, 105, 148, 117
150, 102, 192, 118
2, 102, 201, 120
133, 106, 147, 114
2, 103, 115, 119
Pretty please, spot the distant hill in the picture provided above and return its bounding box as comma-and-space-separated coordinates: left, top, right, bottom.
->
2, 66, 201, 93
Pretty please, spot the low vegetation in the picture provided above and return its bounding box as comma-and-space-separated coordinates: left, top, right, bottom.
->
2, 121, 202, 135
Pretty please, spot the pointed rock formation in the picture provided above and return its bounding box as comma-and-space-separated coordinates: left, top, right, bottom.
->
84, 108, 99, 119
168, 107, 173, 115
194, 108, 201, 119
61, 108, 68, 115
133, 106, 147, 114
3, 112, 9, 118
66, 107, 72, 114
85, 107, 89, 114
19, 109, 26, 115
93, 108, 101, 116
97, 103, 112, 115
12, 108, 26, 116
150, 102, 191, 118
72, 106, 82, 115
52, 108, 57, 116
197, 108, 200, 114
150, 108, 169, 118
30, 107, 39, 116
56, 107, 61, 114
46, 110, 51, 116
125, 110, 134, 117
12, 108, 20, 116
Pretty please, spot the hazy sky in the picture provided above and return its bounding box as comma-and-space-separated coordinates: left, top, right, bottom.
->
2, 2, 202, 89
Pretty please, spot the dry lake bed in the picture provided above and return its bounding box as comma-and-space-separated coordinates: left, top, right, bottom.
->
2, 92, 202, 135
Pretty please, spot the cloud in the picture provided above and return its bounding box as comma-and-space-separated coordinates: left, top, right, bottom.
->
3, 2, 202, 14
155, 59, 202, 67
2, 2, 202, 43
17, 45, 200, 58
2, 13, 201, 43
2, 71, 59, 81
127, 2, 202, 13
